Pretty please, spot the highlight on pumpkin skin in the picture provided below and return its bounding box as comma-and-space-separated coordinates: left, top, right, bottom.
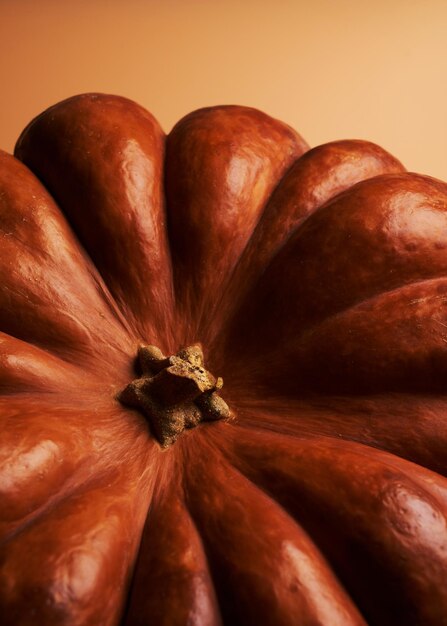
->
124, 461, 222, 626
0, 401, 94, 536
212, 139, 405, 342
0, 395, 162, 626
0, 149, 136, 377
280, 277, 447, 394
14, 93, 176, 352
0, 331, 93, 394
220, 171, 447, 394
0, 395, 159, 529
216, 425, 447, 625
181, 434, 366, 626
0, 465, 157, 626
222, 391, 447, 476
165, 104, 309, 345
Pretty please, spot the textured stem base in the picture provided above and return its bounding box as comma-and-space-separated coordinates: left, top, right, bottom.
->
118, 344, 232, 447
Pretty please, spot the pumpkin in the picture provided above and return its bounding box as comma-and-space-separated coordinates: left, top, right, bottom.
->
1, 93, 447, 626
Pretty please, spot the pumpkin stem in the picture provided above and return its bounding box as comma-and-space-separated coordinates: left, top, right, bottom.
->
118, 343, 232, 447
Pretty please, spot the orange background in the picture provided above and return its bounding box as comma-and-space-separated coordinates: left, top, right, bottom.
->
1, 0, 446, 179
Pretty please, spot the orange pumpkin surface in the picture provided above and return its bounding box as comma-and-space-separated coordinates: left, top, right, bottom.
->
1, 93, 447, 625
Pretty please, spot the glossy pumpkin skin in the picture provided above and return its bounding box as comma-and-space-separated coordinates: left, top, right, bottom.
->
1, 95, 447, 626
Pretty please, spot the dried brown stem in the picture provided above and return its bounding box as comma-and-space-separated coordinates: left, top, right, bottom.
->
118, 343, 232, 447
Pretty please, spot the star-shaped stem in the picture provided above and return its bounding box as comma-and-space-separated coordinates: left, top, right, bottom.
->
118, 344, 232, 447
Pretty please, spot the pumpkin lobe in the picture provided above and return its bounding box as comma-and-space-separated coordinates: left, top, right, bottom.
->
118, 344, 231, 447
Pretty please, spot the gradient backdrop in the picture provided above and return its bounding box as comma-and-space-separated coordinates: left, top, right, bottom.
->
1, 0, 446, 179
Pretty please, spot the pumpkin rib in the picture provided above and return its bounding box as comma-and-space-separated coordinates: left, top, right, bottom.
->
0, 405, 96, 540
211, 139, 405, 345
165, 104, 309, 345
0, 459, 156, 626
15, 94, 176, 350
0, 150, 137, 372
0, 331, 93, 394
181, 433, 366, 626
284, 276, 447, 394
224, 276, 447, 395
2, 455, 121, 545
219, 172, 447, 371
223, 393, 447, 477
217, 426, 447, 626
0, 397, 158, 543
198, 149, 308, 348
124, 456, 223, 626
0, 405, 159, 625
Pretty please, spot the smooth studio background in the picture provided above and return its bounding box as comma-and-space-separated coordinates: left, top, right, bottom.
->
1, 0, 446, 179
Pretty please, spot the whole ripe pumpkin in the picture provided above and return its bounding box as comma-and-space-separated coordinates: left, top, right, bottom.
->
1, 93, 447, 626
